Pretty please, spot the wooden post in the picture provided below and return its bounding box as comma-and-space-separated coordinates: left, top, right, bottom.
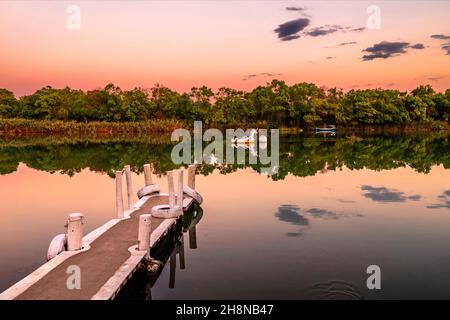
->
179, 235, 186, 270
115, 171, 124, 218
177, 170, 184, 207
169, 250, 176, 288
138, 214, 152, 251
124, 165, 133, 209
143, 164, 152, 186
67, 213, 84, 251
189, 225, 197, 249
167, 171, 175, 209
187, 165, 196, 189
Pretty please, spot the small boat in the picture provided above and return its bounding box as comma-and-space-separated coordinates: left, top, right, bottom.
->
315, 125, 336, 133
231, 129, 257, 145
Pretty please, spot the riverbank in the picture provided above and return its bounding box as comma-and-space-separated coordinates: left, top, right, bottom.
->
0, 118, 184, 136
0, 118, 448, 138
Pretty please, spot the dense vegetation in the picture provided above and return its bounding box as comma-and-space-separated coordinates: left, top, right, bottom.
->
0, 81, 449, 128
0, 135, 448, 179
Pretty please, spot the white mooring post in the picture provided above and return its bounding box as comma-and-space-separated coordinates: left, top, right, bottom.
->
167, 171, 175, 208
143, 164, 152, 186
187, 165, 196, 189
67, 213, 84, 251
115, 170, 124, 218
124, 165, 134, 209
177, 170, 184, 207
138, 214, 152, 251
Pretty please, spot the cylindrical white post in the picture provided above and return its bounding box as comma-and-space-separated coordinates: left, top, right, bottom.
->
124, 165, 134, 209
167, 171, 175, 209
143, 164, 152, 186
187, 165, 196, 189
138, 214, 152, 251
177, 170, 184, 208
115, 171, 124, 218
67, 213, 84, 251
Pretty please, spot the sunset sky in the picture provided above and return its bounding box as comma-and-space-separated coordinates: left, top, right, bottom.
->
0, 0, 449, 96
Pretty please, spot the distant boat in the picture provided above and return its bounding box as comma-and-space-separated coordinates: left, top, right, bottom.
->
315, 125, 336, 133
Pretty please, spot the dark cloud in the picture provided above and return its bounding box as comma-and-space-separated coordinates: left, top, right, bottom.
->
411, 43, 425, 49
361, 185, 421, 203
326, 56, 336, 60
430, 34, 450, 55
274, 205, 309, 226
362, 41, 415, 61
351, 27, 365, 32
303, 24, 364, 38
305, 25, 341, 37
306, 208, 340, 219
431, 34, 450, 40
442, 44, 450, 55
427, 76, 442, 82
427, 190, 450, 209
337, 199, 356, 203
274, 18, 310, 41
280, 34, 300, 41
338, 41, 357, 46
286, 6, 306, 11
260, 72, 282, 77
242, 74, 257, 81
242, 73, 282, 81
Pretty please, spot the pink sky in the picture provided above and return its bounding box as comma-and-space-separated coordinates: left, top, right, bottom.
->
0, 0, 449, 96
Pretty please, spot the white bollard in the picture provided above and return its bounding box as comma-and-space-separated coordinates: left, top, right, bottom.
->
167, 171, 175, 209
187, 165, 196, 189
67, 213, 84, 251
138, 214, 152, 251
115, 171, 124, 218
143, 164, 152, 186
177, 170, 184, 208
124, 165, 134, 209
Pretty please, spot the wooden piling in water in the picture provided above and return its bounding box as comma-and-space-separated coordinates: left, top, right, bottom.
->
143, 164, 152, 186
138, 214, 152, 251
67, 213, 84, 251
188, 165, 196, 189
124, 165, 133, 209
115, 171, 124, 218
189, 225, 197, 249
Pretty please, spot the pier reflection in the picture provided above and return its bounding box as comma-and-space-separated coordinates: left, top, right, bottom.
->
115, 204, 203, 300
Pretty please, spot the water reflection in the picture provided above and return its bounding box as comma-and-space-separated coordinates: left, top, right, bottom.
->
427, 190, 450, 209
115, 205, 203, 300
0, 134, 448, 179
274, 205, 308, 226
307, 280, 364, 300
361, 185, 422, 203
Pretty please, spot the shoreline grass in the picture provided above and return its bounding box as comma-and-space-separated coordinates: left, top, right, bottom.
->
0, 118, 185, 136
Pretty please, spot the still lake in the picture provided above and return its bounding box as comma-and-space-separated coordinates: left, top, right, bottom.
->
0, 134, 449, 299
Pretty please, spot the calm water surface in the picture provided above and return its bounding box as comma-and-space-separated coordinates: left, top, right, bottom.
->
0, 134, 449, 299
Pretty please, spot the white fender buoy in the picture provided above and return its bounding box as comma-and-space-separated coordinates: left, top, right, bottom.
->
151, 204, 183, 219
47, 234, 67, 261
137, 184, 161, 199
183, 186, 203, 205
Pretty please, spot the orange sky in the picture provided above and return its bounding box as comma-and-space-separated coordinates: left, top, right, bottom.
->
0, 0, 449, 96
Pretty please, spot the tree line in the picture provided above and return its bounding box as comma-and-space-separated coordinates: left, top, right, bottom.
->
0, 81, 449, 127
